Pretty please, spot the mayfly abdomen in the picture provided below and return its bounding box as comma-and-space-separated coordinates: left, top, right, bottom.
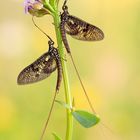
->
60, 21, 71, 53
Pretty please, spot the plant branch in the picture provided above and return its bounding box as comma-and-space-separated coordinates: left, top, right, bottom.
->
52, 4, 73, 140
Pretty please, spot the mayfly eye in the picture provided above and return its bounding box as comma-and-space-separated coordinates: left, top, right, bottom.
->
63, 5, 68, 11
45, 57, 49, 61
48, 40, 54, 46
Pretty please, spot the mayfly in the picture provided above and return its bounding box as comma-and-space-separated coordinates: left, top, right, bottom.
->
60, 0, 104, 114
60, 0, 104, 54
59, 1, 114, 134
17, 17, 62, 140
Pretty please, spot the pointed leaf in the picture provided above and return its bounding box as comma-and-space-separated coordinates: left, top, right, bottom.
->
55, 100, 71, 110
52, 133, 62, 140
72, 110, 100, 128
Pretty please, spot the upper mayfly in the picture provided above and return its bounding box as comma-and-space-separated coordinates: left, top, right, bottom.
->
60, 0, 104, 53
60, 0, 104, 114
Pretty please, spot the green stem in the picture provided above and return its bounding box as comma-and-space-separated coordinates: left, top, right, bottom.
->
43, 1, 55, 13
52, 6, 73, 140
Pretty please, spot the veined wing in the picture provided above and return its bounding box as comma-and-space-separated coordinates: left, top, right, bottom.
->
17, 52, 57, 85
65, 15, 104, 41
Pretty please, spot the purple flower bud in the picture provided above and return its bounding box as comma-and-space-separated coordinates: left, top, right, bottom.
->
23, 0, 49, 17
24, 0, 31, 13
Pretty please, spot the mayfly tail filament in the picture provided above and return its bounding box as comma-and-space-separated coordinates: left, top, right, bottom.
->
69, 53, 96, 114
40, 90, 58, 140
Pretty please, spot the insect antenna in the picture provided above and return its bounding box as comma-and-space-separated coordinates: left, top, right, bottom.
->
32, 16, 54, 44
62, 0, 68, 10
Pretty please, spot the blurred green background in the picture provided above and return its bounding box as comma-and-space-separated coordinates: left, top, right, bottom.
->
0, 0, 140, 140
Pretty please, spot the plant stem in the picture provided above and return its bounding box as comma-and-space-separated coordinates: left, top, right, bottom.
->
53, 6, 73, 140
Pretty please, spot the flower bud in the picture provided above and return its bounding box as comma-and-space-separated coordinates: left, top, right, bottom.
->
24, 0, 49, 17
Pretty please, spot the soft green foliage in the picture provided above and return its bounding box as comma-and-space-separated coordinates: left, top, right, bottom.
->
53, 133, 63, 140
55, 100, 72, 110
72, 110, 100, 128
55, 99, 100, 128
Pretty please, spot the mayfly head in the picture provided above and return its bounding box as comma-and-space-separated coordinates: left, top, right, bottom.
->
61, 0, 69, 20
48, 40, 54, 46
48, 40, 55, 53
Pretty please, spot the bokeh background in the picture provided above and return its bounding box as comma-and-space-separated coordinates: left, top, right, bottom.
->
0, 0, 140, 140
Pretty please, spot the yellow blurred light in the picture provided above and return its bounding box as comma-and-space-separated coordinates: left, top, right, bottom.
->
94, 50, 128, 91
0, 95, 15, 130
0, 20, 29, 58
71, 82, 102, 111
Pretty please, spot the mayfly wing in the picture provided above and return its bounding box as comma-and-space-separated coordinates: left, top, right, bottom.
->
17, 52, 57, 85
65, 15, 104, 41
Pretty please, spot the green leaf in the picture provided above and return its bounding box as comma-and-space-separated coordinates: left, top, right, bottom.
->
52, 133, 62, 140
72, 110, 100, 128
55, 100, 72, 110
